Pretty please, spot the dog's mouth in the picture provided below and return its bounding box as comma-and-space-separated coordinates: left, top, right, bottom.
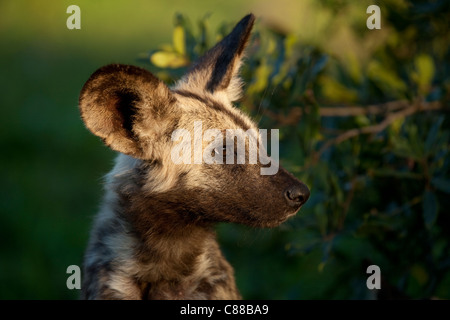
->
251, 206, 304, 228
278, 207, 302, 223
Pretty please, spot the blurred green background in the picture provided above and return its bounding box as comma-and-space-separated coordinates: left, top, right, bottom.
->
1, 0, 449, 299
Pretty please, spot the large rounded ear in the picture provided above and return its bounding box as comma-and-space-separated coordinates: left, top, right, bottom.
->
79, 64, 176, 160
176, 14, 255, 102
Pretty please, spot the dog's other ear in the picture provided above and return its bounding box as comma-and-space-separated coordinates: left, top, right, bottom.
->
176, 14, 255, 102
79, 64, 176, 160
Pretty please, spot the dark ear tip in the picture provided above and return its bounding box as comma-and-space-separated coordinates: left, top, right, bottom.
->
238, 13, 256, 32
183, 13, 256, 95
230, 13, 256, 57
242, 13, 256, 25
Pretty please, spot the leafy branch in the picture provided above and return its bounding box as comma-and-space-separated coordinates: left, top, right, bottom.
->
315, 99, 447, 159
260, 98, 448, 160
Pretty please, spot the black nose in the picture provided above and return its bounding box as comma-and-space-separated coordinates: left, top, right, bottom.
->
285, 183, 310, 207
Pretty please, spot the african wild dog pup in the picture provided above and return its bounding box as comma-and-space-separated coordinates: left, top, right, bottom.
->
79, 14, 310, 300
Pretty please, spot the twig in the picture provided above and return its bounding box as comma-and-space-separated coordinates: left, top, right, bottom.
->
315, 100, 444, 159
319, 100, 410, 117
259, 99, 447, 162
261, 99, 412, 125
262, 107, 303, 126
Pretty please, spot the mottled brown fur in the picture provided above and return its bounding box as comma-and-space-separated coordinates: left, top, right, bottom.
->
79, 14, 309, 300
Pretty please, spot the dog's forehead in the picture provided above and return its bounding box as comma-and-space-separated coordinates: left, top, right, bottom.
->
173, 90, 256, 131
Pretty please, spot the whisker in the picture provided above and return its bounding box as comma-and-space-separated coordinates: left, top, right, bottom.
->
255, 85, 269, 125
256, 82, 279, 125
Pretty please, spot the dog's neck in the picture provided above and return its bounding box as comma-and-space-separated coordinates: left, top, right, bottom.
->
83, 156, 241, 299
104, 187, 238, 299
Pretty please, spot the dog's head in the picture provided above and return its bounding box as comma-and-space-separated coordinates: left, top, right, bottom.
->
79, 14, 309, 228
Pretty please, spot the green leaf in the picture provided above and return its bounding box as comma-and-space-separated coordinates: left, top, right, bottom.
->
319, 75, 358, 103
390, 117, 404, 134
367, 60, 407, 97
405, 121, 424, 159
390, 135, 417, 159
150, 51, 189, 68
173, 25, 186, 55
414, 54, 435, 95
423, 190, 438, 229
425, 116, 444, 154
197, 14, 210, 55
355, 115, 370, 127
247, 59, 272, 95
431, 177, 450, 194
344, 52, 362, 84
